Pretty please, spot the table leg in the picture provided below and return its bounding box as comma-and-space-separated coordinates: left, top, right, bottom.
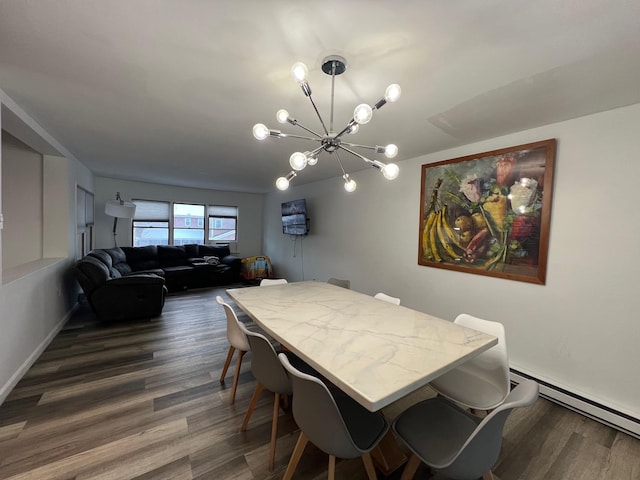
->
370, 430, 408, 476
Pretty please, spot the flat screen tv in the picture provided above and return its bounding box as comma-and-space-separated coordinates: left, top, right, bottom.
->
281, 198, 308, 235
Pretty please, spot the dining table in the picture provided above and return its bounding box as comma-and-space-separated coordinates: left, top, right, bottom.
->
226, 280, 498, 474
226, 280, 497, 411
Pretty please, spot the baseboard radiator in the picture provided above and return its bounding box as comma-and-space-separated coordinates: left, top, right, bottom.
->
510, 369, 640, 439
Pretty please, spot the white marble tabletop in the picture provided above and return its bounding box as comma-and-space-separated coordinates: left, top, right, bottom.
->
227, 281, 497, 412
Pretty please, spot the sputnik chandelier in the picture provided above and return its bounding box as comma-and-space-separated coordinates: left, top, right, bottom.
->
252, 55, 401, 192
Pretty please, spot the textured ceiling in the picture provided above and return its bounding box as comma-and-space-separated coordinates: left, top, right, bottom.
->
1, 0, 639, 193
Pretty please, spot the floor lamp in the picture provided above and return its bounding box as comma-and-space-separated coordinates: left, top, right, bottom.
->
104, 192, 136, 247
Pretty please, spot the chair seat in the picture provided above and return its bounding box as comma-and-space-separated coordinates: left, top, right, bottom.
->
332, 388, 388, 451
430, 366, 507, 410
393, 397, 482, 469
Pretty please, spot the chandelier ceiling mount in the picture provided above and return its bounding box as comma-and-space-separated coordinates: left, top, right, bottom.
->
253, 54, 401, 192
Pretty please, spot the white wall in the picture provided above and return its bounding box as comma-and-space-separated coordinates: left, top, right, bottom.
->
0, 90, 94, 404
263, 103, 640, 420
94, 177, 265, 257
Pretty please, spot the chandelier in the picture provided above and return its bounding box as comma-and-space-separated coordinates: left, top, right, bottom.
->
252, 55, 401, 192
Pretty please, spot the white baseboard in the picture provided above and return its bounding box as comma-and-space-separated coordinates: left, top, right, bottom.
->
0, 306, 76, 405
510, 369, 640, 439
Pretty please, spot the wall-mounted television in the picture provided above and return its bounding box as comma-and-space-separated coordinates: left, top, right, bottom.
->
281, 198, 309, 235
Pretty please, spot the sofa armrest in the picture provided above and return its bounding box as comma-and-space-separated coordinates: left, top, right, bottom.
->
221, 255, 242, 269
108, 274, 165, 286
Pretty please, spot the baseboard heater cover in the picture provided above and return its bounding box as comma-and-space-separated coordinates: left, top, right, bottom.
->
510, 369, 640, 439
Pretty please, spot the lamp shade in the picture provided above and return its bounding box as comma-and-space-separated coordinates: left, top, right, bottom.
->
105, 200, 136, 218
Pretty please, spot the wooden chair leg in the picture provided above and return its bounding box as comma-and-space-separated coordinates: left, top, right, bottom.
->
219, 345, 235, 383
268, 392, 281, 471
362, 452, 378, 480
241, 383, 264, 431
399, 453, 422, 480
230, 349, 245, 404
482, 471, 494, 480
328, 455, 336, 480
283, 432, 308, 480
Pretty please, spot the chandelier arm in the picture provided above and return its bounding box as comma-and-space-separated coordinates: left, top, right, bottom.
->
287, 120, 324, 138
305, 93, 329, 136
339, 145, 372, 163
280, 133, 323, 142
340, 142, 378, 151
333, 119, 358, 141
334, 150, 347, 176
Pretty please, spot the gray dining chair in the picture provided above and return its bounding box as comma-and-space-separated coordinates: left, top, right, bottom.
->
237, 322, 292, 471
278, 353, 389, 480
429, 313, 510, 413
327, 277, 351, 289
216, 296, 250, 404
260, 278, 288, 286
374, 292, 400, 305
392, 379, 539, 480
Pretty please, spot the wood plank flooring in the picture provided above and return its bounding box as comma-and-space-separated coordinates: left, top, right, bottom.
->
1, 285, 639, 480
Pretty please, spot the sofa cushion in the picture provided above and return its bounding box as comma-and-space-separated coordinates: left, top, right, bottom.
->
157, 245, 188, 268
184, 244, 200, 258
88, 249, 123, 278
122, 245, 161, 272
199, 244, 231, 258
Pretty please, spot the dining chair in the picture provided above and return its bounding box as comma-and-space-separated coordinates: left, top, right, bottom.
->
327, 277, 351, 289
429, 313, 510, 413
392, 379, 539, 480
216, 296, 250, 404
373, 292, 401, 305
260, 278, 288, 286
237, 322, 292, 471
278, 353, 389, 480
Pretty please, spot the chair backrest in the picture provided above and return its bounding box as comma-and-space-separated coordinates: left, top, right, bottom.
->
278, 353, 364, 459
374, 292, 401, 305
442, 379, 539, 480
236, 322, 292, 394
327, 277, 351, 289
260, 278, 288, 286
216, 296, 250, 351
430, 313, 510, 410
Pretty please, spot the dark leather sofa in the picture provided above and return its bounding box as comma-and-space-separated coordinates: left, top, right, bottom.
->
73, 244, 241, 321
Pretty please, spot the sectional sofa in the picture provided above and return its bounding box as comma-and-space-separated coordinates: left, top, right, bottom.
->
72, 244, 242, 321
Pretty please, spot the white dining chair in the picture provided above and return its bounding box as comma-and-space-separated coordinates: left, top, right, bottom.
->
429, 313, 510, 412
374, 292, 401, 305
216, 296, 250, 404
260, 278, 288, 286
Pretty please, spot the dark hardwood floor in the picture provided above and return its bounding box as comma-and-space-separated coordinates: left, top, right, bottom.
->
1, 285, 639, 480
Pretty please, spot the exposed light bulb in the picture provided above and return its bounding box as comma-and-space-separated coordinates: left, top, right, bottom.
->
353, 104, 373, 125
289, 152, 308, 171
384, 84, 401, 102
384, 144, 398, 158
343, 174, 357, 192
290, 62, 308, 83
276, 109, 289, 124
382, 163, 399, 180
252, 123, 269, 140
305, 152, 319, 166
348, 123, 359, 134
276, 177, 290, 190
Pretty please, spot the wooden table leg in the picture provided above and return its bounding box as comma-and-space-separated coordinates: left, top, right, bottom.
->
370, 430, 408, 476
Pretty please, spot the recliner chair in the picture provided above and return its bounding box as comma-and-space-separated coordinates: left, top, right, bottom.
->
72, 254, 167, 321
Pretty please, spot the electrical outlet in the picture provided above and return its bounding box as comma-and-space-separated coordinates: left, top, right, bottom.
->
0, 212, 4, 230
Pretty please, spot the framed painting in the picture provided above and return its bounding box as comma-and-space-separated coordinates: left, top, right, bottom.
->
418, 138, 556, 284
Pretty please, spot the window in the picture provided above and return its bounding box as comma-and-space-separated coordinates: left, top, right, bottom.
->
173, 203, 204, 245
131, 200, 237, 246
208, 205, 237, 242
132, 200, 170, 246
